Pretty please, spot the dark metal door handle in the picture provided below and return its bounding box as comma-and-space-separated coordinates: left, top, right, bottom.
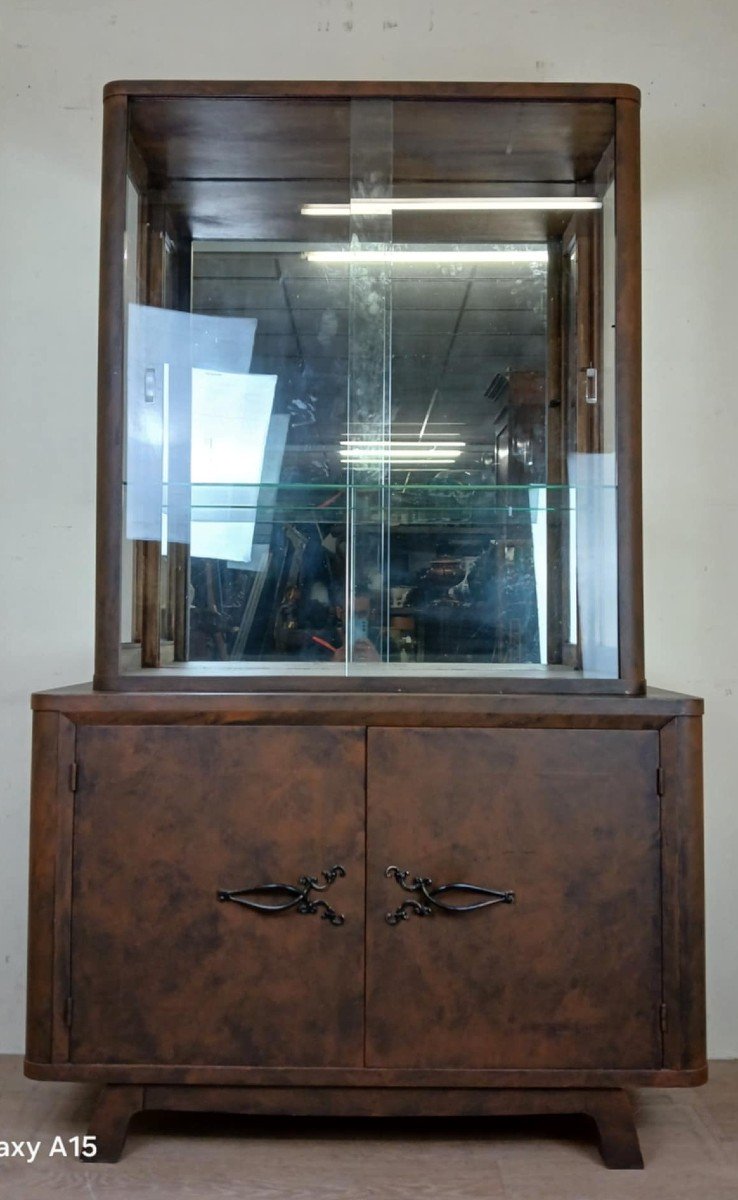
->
218, 864, 346, 926
384, 865, 514, 925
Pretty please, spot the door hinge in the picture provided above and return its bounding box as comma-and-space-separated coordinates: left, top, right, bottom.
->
63, 995, 73, 1027
657, 766, 665, 796
659, 1002, 668, 1034
68, 762, 78, 793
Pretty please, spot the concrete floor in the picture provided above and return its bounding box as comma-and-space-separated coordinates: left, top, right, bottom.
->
0, 1058, 737, 1198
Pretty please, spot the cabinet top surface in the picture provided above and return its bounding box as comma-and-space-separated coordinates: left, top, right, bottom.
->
31, 683, 702, 717
103, 80, 641, 103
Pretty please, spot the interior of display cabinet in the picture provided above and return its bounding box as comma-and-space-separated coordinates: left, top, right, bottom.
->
113, 92, 632, 689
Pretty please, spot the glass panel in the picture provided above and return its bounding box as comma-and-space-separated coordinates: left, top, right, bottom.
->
121, 96, 618, 681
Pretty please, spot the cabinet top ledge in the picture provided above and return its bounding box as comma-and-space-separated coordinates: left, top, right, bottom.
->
102, 80, 641, 104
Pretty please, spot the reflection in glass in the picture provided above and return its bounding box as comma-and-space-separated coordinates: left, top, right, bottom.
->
121, 95, 618, 679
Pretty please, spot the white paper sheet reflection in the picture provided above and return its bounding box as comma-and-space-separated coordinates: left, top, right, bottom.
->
568, 453, 618, 677
190, 369, 277, 563
126, 305, 258, 545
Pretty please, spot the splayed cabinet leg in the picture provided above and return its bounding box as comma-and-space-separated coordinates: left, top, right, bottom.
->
87, 1085, 144, 1162
586, 1089, 644, 1169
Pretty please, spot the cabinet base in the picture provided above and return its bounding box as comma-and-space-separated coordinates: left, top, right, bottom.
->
86, 1083, 643, 1169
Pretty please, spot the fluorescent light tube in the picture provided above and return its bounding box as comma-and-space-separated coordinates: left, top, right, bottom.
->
302, 197, 601, 216
340, 442, 464, 464
340, 441, 466, 449
340, 451, 463, 458
341, 457, 461, 465
307, 249, 547, 265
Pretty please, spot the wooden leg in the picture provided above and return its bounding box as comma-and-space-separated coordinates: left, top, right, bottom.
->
86, 1085, 144, 1163
585, 1089, 644, 1169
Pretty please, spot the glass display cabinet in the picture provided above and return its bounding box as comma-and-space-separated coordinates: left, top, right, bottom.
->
27, 83, 704, 1169
96, 80, 642, 691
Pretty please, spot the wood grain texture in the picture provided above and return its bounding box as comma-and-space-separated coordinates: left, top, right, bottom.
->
104, 80, 642, 101
94, 672, 651, 696
136, 1084, 643, 1170
660, 716, 706, 1071
586, 1089, 644, 1168
25, 712, 61, 1064
127, 94, 616, 190
51, 716, 76, 1064
69, 725, 365, 1067
8, 1056, 738, 1197
94, 92, 127, 689
615, 97, 645, 689
87, 1085, 144, 1162
30, 684, 704, 719
367, 727, 662, 1070
24, 1060, 707, 1087
73, 1081, 648, 1168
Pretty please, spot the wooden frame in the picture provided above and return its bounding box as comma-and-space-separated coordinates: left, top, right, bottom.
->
93, 82, 645, 694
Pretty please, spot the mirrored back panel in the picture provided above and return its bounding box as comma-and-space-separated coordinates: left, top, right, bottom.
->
118, 93, 622, 683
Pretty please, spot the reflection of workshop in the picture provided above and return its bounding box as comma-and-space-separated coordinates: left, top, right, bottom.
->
122, 97, 616, 678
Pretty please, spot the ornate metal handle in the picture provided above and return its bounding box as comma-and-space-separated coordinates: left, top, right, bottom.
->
384, 865, 514, 926
218, 865, 346, 926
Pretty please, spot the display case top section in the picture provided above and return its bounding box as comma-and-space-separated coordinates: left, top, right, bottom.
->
98, 81, 644, 693
104, 80, 641, 103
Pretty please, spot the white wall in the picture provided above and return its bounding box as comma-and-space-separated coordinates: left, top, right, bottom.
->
1, 0, 736, 1055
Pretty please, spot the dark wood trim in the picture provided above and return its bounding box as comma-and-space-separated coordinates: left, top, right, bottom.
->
94, 93, 128, 689
614, 98, 645, 690
139, 541, 162, 668
660, 716, 706, 1071
593, 135, 616, 198
83, 1082, 643, 1167
148, 1086, 643, 1169
25, 713, 60, 1064
104, 80, 641, 103
98, 672, 643, 696
137, 203, 167, 668
51, 716, 75, 1064
87, 1086, 144, 1163
26, 1058, 706, 1088
585, 1090, 643, 1168
169, 543, 190, 661
30, 685, 704, 720
165, 230, 193, 663
545, 237, 564, 665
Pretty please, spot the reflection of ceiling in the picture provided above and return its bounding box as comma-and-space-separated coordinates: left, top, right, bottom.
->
192, 250, 547, 437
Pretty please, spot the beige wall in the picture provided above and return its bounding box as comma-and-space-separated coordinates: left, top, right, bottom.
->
1, 0, 736, 1054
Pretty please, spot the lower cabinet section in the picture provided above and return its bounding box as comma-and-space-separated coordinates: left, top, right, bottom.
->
26, 690, 706, 1166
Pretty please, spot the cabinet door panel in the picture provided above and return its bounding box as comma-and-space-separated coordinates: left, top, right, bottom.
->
71, 725, 364, 1066
367, 727, 661, 1069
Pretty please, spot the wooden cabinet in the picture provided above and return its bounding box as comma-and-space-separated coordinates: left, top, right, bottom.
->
26, 690, 705, 1167
25, 80, 705, 1171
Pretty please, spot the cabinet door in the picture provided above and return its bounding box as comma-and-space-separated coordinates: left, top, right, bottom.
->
366, 727, 662, 1069
71, 725, 364, 1066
